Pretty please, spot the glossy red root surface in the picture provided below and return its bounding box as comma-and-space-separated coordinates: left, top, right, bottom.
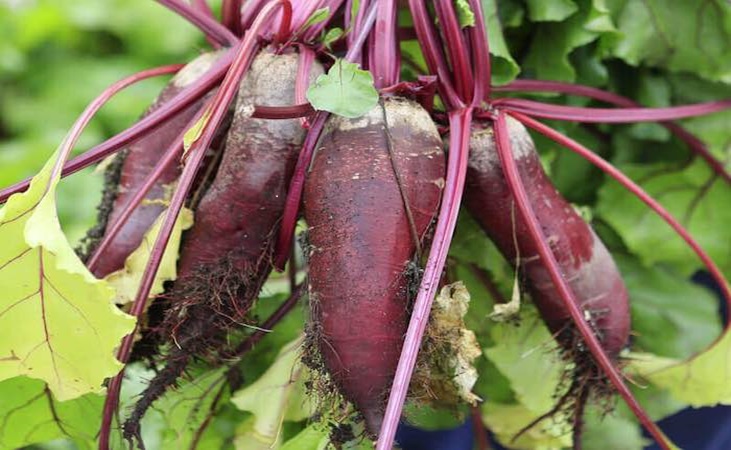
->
464, 116, 630, 357
304, 97, 445, 433
91, 52, 221, 277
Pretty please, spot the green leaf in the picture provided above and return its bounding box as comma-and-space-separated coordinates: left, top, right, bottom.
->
306, 59, 378, 118
617, 255, 722, 359
627, 330, 731, 407
231, 335, 313, 449
524, 0, 578, 22
322, 27, 344, 50
155, 367, 231, 450
480, 0, 521, 85
483, 305, 567, 416
104, 207, 193, 305
524, 0, 617, 81
482, 402, 572, 450
302, 7, 330, 30
602, 0, 731, 83
454, 0, 476, 27
0, 149, 136, 400
596, 159, 731, 278
582, 405, 649, 450
0, 376, 101, 450
279, 424, 330, 450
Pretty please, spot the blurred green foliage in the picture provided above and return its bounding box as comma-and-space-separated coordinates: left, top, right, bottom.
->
0, 0, 206, 243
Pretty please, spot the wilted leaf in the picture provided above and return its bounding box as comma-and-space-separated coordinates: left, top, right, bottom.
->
412, 282, 482, 407
0, 149, 135, 400
105, 207, 193, 304
0, 376, 101, 450
306, 59, 378, 118
596, 159, 731, 279
182, 108, 211, 155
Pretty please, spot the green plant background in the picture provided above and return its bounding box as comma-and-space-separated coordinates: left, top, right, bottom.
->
0, 1, 730, 449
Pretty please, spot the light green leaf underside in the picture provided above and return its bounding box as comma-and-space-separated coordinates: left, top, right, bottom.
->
306, 59, 378, 118
0, 149, 135, 401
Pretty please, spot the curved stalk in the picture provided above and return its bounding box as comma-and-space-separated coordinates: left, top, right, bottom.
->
407, 0, 463, 110
43, 64, 183, 187
495, 80, 731, 184
433, 0, 473, 101
98, 3, 291, 447
466, 0, 491, 105
157, 0, 238, 46
272, 1, 379, 270
490, 98, 731, 123
377, 108, 472, 449
0, 51, 235, 204
510, 111, 731, 330
222, 0, 242, 35
492, 111, 674, 450
85, 101, 211, 272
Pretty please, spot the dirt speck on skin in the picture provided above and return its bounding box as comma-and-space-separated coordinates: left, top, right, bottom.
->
76, 150, 127, 260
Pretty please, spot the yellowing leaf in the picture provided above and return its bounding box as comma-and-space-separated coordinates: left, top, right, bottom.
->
182, 107, 212, 156
0, 149, 136, 401
105, 207, 193, 304
231, 335, 313, 449
628, 328, 731, 407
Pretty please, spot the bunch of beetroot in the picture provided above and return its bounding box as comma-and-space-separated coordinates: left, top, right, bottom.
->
2, 1, 730, 449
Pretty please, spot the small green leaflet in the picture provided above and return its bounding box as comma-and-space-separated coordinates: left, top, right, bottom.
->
0, 376, 101, 449
306, 59, 378, 118
105, 207, 193, 304
183, 107, 212, 155
0, 148, 136, 401
322, 27, 344, 50
231, 335, 314, 449
454, 0, 475, 27
302, 7, 330, 29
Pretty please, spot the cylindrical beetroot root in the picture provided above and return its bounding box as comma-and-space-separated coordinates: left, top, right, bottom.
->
304, 97, 445, 433
89, 51, 221, 278
123, 50, 323, 440
463, 116, 629, 357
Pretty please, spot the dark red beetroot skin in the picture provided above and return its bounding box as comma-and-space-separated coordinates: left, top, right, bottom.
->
304, 97, 445, 433
92, 52, 221, 278
463, 116, 630, 357
123, 50, 323, 437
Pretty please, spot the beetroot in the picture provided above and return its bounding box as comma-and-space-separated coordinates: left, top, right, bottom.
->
464, 116, 630, 357
304, 97, 445, 433
90, 52, 221, 277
